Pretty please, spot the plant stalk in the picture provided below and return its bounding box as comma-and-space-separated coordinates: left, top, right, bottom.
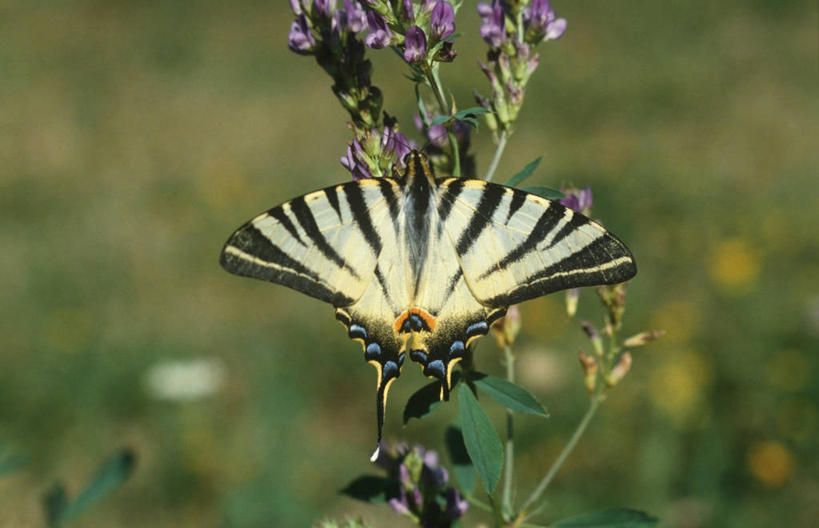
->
518, 394, 604, 518
502, 344, 516, 517
484, 129, 508, 182
427, 65, 461, 177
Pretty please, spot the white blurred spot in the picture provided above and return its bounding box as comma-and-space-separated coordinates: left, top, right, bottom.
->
144, 358, 225, 401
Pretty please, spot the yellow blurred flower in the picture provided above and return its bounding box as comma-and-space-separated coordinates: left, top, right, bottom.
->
747, 440, 794, 488
649, 350, 712, 428
707, 238, 760, 294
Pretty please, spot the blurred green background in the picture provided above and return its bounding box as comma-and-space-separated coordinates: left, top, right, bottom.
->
1, 1, 817, 526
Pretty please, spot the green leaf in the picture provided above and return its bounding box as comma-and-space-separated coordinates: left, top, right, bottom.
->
520, 185, 565, 200
505, 156, 542, 187
454, 106, 491, 119
430, 115, 451, 126
445, 32, 462, 42
458, 116, 479, 129
340, 475, 400, 504
457, 384, 502, 493
469, 372, 548, 417
404, 371, 460, 424
553, 508, 659, 527
445, 424, 476, 495
403, 381, 443, 424
60, 449, 136, 522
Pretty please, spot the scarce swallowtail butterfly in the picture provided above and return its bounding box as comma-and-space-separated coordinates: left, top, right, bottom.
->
220, 151, 636, 459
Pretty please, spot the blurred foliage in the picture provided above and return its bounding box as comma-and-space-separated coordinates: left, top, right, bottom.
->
0, 1, 817, 527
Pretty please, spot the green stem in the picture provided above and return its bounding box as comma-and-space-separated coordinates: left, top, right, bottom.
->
484, 129, 509, 182
518, 394, 604, 517
501, 344, 515, 517
426, 65, 461, 177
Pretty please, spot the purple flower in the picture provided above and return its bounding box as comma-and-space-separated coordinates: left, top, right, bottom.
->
340, 140, 372, 180
478, 0, 506, 47
525, 0, 567, 42
365, 11, 393, 48
403, 26, 427, 63
445, 487, 470, 518
402, 0, 414, 22
288, 14, 316, 54
430, 1, 455, 41
560, 186, 593, 213
381, 127, 411, 165
388, 487, 412, 515
313, 0, 333, 19
342, 0, 367, 33
289, 0, 304, 15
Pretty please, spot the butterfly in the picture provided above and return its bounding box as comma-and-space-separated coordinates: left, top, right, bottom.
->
220, 151, 636, 459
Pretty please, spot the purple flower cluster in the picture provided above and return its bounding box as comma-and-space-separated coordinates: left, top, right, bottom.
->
375, 443, 469, 526
364, 1, 457, 65
474, 0, 566, 134
560, 186, 593, 215
288, 0, 384, 131
288, 0, 369, 54
340, 125, 411, 179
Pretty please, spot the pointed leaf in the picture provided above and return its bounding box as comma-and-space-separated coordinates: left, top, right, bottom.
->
340, 475, 400, 504
430, 115, 451, 126
457, 384, 502, 493
458, 116, 479, 129
521, 185, 565, 200
469, 372, 547, 417
445, 424, 476, 495
403, 381, 443, 424
505, 156, 542, 187
454, 106, 491, 119
553, 508, 659, 527
445, 32, 462, 42
61, 449, 136, 522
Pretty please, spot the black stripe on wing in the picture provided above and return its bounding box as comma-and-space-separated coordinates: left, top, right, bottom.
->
486, 234, 637, 306
455, 183, 505, 255
345, 182, 383, 254
290, 195, 361, 279
220, 223, 354, 306
478, 201, 565, 280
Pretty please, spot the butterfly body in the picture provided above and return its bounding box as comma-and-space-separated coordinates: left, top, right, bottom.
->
220, 151, 636, 456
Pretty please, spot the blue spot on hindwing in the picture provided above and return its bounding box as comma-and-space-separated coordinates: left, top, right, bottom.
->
410, 350, 428, 364
466, 321, 488, 337
449, 341, 465, 357
365, 342, 382, 360
383, 360, 399, 379
398, 352, 406, 367
349, 324, 368, 340
425, 359, 445, 379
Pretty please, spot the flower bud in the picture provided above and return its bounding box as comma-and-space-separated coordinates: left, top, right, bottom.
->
403, 26, 427, 64
492, 305, 521, 348
578, 349, 598, 393
606, 351, 632, 387
598, 283, 627, 329
565, 287, 579, 317
623, 329, 666, 348
580, 321, 604, 357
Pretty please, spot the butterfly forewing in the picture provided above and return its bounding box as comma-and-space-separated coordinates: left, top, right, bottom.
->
438, 178, 636, 307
